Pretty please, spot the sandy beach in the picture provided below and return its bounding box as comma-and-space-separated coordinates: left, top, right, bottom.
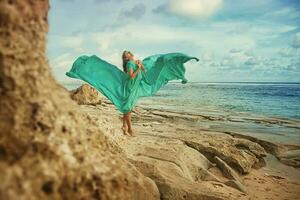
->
75, 89, 300, 200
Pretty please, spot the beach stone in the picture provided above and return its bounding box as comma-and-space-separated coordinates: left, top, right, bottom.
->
70, 84, 101, 105
0, 1, 159, 199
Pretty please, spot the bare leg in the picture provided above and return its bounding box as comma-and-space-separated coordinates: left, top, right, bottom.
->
125, 111, 134, 136
121, 114, 128, 135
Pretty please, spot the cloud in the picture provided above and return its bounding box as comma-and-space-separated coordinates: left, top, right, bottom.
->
244, 50, 254, 57
90, 22, 257, 55
94, 0, 123, 3
50, 53, 74, 69
244, 57, 260, 65
49, 35, 84, 49
278, 47, 299, 57
153, 0, 223, 19
229, 48, 242, 53
48, 0, 300, 82
292, 32, 300, 48
201, 52, 214, 62
119, 3, 146, 20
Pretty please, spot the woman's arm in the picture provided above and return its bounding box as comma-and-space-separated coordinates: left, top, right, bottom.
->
135, 60, 145, 72
128, 65, 141, 80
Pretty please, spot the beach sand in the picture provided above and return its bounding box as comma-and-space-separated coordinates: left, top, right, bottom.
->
78, 99, 300, 200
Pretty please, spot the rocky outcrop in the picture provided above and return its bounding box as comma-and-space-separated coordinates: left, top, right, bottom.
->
0, 1, 159, 199
70, 84, 101, 105
223, 131, 286, 156
153, 130, 267, 174
277, 149, 300, 168
79, 103, 266, 199
124, 135, 217, 182
130, 108, 268, 175
122, 134, 249, 200
224, 131, 300, 168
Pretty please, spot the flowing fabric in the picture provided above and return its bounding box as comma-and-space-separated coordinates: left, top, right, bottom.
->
66, 52, 199, 113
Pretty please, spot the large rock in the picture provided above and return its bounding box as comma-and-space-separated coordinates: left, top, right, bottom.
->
131, 109, 267, 174
223, 131, 286, 156
278, 149, 300, 168
224, 131, 300, 168
70, 84, 101, 105
121, 134, 249, 200
0, 1, 159, 199
162, 131, 266, 174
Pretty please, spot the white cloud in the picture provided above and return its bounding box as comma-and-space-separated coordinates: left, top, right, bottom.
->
278, 47, 300, 57
91, 23, 256, 55
49, 35, 84, 48
50, 53, 74, 69
201, 52, 214, 62
229, 48, 242, 53
164, 0, 223, 19
245, 57, 260, 65
292, 32, 300, 48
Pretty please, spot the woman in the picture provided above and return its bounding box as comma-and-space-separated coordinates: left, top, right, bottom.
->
121, 51, 145, 136
66, 51, 199, 136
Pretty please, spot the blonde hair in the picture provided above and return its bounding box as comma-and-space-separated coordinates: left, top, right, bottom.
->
122, 50, 132, 73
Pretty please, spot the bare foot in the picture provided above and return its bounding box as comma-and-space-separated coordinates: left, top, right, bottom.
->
128, 129, 136, 137
121, 126, 130, 136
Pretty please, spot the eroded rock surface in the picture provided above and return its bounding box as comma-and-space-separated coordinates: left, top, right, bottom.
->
143, 129, 267, 174
80, 104, 255, 199
70, 84, 101, 105
278, 149, 300, 168
122, 134, 249, 199
0, 1, 159, 199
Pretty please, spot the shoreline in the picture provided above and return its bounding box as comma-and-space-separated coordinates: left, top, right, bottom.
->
138, 101, 300, 146
77, 97, 300, 199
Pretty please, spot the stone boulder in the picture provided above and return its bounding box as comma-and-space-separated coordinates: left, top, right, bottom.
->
70, 84, 101, 105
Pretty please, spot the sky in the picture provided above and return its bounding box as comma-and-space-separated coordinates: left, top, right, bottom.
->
47, 0, 300, 83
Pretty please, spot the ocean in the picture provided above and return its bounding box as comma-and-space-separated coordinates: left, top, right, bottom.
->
64, 82, 300, 144
139, 82, 300, 119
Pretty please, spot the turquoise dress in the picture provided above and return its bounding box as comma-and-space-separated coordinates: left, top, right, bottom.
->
66, 52, 199, 113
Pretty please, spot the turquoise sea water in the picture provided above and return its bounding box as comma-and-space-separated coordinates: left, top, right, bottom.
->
139, 82, 300, 145
64, 82, 300, 144
139, 82, 300, 119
